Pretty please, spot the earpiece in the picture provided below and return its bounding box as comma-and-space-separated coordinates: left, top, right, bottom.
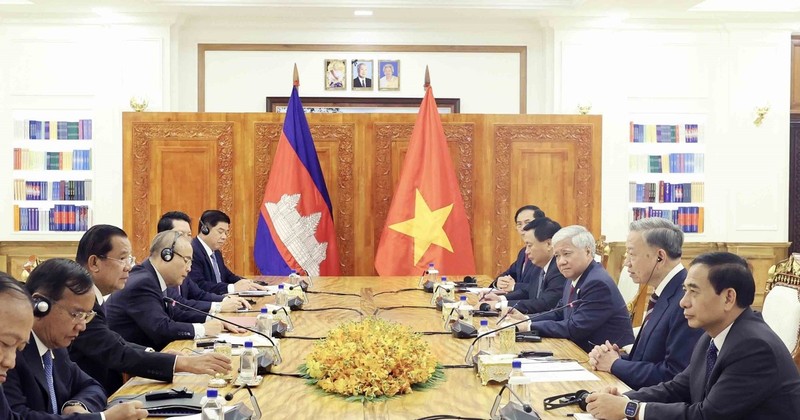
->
657, 256, 663, 262
160, 231, 181, 262
32, 295, 51, 317
200, 220, 210, 235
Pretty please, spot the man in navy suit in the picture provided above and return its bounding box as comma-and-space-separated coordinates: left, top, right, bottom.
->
511, 225, 634, 352
491, 205, 545, 294
0, 272, 34, 420
157, 211, 250, 313
586, 252, 800, 419
588, 218, 702, 389
105, 231, 226, 351
482, 216, 567, 314
187, 210, 264, 295
4, 259, 146, 419
70, 225, 230, 394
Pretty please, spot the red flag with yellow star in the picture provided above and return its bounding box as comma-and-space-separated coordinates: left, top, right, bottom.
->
374, 86, 476, 275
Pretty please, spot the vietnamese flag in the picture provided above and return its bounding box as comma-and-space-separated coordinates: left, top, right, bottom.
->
254, 83, 341, 276
374, 85, 476, 275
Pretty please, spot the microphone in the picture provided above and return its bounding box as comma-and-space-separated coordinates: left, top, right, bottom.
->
435, 295, 455, 310
495, 300, 521, 326
464, 300, 583, 364
286, 296, 304, 310
162, 296, 283, 365
223, 383, 263, 420
490, 384, 539, 420
267, 305, 294, 332
286, 284, 309, 302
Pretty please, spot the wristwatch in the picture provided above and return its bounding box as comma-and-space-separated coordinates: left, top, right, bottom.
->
624, 400, 640, 420
62, 401, 87, 411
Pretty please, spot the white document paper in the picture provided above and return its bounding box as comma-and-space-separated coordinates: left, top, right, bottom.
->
217, 333, 277, 348
466, 287, 493, 294
519, 360, 599, 382
572, 414, 599, 420
165, 405, 239, 420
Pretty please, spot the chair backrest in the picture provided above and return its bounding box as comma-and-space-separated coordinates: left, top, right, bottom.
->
762, 282, 800, 354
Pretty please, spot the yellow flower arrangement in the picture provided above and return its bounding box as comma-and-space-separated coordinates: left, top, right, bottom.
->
300, 317, 442, 401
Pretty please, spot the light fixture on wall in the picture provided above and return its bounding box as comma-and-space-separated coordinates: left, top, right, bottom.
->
129, 96, 149, 112
577, 102, 592, 115
753, 105, 770, 126
354, 10, 373, 16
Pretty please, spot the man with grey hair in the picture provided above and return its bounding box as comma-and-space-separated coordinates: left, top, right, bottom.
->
588, 217, 702, 389
510, 225, 634, 352
105, 231, 225, 351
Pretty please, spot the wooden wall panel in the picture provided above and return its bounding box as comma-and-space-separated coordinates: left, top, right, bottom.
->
124, 113, 601, 277
791, 37, 800, 114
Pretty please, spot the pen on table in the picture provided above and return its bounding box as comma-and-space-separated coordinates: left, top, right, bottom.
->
495, 300, 520, 325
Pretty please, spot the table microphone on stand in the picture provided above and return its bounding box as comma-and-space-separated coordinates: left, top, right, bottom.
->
489, 384, 540, 420
162, 296, 283, 366
224, 383, 262, 420
462, 300, 584, 365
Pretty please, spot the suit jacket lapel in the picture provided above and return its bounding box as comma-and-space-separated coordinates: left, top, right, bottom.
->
22, 334, 48, 397
630, 270, 685, 359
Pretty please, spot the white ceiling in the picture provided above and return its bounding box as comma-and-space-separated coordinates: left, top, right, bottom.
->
0, 0, 798, 24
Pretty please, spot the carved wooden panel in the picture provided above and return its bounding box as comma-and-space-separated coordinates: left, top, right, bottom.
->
125, 113, 601, 277
492, 124, 597, 275
126, 122, 235, 265
790, 121, 800, 255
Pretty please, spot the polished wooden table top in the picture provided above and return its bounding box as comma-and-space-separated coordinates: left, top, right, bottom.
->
112, 276, 630, 419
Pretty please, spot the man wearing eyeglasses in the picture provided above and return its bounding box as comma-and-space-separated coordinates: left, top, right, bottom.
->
105, 231, 226, 351
69, 224, 231, 394
188, 210, 266, 295
4, 259, 147, 420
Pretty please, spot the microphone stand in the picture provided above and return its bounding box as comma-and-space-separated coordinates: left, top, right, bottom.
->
224, 384, 262, 420
490, 384, 540, 420
163, 296, 283, 365
464, 300, 583, 365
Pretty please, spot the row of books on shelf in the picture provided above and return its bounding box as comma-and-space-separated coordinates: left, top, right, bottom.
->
13, 179, 92, 201
629, 181, 704, 203
629, 153, 705, 174
13, 149, 92, 170
14, 119, 93, 140
13, 204, 91, 232
631, 206, 704, 233
629, 123, 701, 143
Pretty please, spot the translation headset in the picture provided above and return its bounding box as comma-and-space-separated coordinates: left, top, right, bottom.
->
543, 389, 591, 411
200, 220, 210, 235
160, 231, 182, 262
32, 294, 52, 317
657, 256, 663, 262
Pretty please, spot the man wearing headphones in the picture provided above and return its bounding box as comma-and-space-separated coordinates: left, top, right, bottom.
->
588, 218, 702, 389
69, 225, 231, 394
3, 260, 147, 419
188, 210, 265, 295
105, 231, 226, 351
157, 211, 250, 314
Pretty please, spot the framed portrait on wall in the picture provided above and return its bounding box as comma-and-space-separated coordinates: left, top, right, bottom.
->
351, 59, 374, 90
378, 60, 400, 91
324, 59, 347, 91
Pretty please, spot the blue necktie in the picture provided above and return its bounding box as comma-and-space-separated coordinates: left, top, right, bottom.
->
42, 350, 58, 414
705, 340, 718, 387
210, 253, 222, 283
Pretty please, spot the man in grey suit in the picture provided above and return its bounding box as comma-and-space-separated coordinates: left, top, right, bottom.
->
585, 252, 800, 420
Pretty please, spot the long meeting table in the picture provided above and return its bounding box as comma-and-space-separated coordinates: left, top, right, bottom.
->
111, 276, 630, 419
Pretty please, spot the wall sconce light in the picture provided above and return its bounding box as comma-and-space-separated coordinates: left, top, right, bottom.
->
129, 96, 149, 112
577, 103, 592, 115
753, 105, 769, 126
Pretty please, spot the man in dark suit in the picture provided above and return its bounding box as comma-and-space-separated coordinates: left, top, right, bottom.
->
491, 205, 545, 294
69, 225, 230, 394
157, 211, 250, 313
187, 210, 264, 295
4, 259, 146, 420
511, 225, 634, 352
588, 218, 702, 389
0, 272, 35, 420
586, 252, 800, 420
353, 62, 372, 88
105, 231, 225, 351
482, 216, 566, 314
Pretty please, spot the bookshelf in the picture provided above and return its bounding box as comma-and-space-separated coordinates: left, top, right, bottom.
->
10, 113, 93, 235
628, 121, 705, 233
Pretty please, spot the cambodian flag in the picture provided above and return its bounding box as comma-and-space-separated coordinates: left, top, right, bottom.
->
254, 85, 341, 276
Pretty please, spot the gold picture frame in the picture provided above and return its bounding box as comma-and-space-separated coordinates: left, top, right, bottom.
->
351, 59, 374, 91
324, 59, 347, 91
378, 60, 400, 91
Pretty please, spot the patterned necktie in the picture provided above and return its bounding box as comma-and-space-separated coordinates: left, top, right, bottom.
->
535, 269, 546, 299
210, 253, 222, 283
42, 350, 58, 414
705, 340, 718, 387
642, 292, 658, 326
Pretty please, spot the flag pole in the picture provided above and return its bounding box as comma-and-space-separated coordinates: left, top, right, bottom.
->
423, 65, 430, 90
293, 63, 300, 91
